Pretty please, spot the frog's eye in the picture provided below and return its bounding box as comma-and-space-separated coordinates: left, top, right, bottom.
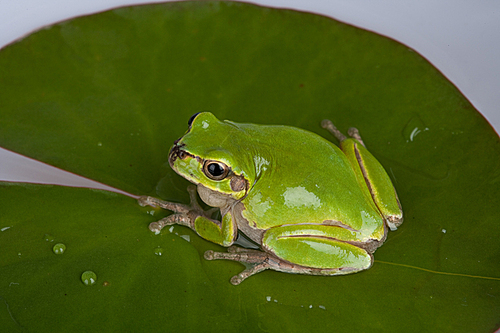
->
203, 160, 229, 181
188, 112, 201, 126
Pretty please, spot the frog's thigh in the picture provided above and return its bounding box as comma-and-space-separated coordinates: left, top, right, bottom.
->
262, 225, 372, 273
340, 138, 403, 227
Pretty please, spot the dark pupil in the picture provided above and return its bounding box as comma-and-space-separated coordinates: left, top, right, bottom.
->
188, 112, 201, 126
207, 163, 224, 177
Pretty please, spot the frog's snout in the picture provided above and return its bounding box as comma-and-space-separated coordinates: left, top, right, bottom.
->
168, 144, 181, 166
169, 143, 192, 167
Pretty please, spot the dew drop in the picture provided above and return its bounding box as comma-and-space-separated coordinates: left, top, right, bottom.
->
81, 271, 97, 286
402, 116, 429, 142
44, 234, 55, 242
52, 243, 66, 254
154, 247, 164, 256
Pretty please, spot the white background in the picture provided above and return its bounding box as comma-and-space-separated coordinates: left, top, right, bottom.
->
1, 0, 499, 192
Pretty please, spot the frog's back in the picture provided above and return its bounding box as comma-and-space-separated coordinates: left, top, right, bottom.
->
233, 122, 383, 234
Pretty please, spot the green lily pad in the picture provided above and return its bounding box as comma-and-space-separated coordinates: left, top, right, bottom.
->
0, 1, 499, 332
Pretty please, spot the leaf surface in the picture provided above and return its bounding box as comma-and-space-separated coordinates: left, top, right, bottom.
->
0, 2, 499, 332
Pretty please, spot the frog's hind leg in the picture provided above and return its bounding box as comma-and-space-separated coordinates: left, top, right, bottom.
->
261, 231, 374, 276
204, 235, 373, 285
322, 119, 403, 230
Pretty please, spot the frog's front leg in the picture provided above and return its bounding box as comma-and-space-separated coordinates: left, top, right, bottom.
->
138, 186, 237, 246
139, 185, 203, 233
205, 224, 375, 285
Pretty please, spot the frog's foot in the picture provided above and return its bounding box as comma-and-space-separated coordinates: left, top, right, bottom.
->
321, 119, 366, 147
205, 246, 366, 285
204, 246, 274, 285
138, 186, 217, 234
347, 127, 366, 147
321, 119, 347, 142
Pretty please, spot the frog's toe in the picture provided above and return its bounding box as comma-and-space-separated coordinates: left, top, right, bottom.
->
138, 195, 155, 207
148, 222, 162, 235
230, 262, 270, 285
203, 247, 267, 262
347, 127, 365, 147
230, 275, 243, 285
149, 213, 192, 234
149, 217, 175, 234
204, 250, 215, 260
321, 119, 347, 142
203, 248, 273, 284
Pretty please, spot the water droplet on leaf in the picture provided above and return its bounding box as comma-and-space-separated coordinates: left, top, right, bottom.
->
402, 116, 429, 142
154, 247, 164, 256
52, 243, 66, 254
44, 234, 55, 242
81, 271, 97, 286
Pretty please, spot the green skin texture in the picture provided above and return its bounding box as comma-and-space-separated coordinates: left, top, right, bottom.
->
143, 112, 402, 283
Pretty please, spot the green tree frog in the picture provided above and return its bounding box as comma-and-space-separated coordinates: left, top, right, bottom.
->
139, 112, 403, 285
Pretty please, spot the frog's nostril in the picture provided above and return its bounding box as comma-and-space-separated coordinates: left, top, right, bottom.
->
169, 145, 190, 167
169, 146, 179, 164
